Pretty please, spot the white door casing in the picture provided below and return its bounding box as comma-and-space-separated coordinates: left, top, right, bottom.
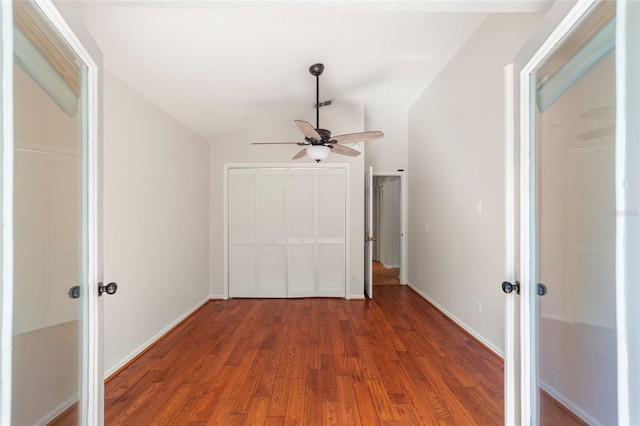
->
615, 2, 640, 423
364, 166, 373, 299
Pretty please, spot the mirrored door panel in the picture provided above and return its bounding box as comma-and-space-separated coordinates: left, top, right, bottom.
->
532, 3, 617, 424
12, 1, 87, 424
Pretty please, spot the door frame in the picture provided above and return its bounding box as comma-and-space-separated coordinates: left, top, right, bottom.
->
0, 1, 103, 424
373, 171, 407, 284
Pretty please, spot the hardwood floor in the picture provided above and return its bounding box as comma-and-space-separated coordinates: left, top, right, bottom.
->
105, 286, 505, 425
372, 261, 400, 285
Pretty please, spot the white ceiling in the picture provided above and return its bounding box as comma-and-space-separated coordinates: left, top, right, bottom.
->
75, 1, 550, 141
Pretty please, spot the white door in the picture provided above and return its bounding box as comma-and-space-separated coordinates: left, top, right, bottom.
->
507, 0, 640, 424
364, 166, 373, 299
258, 169, 287, 298
228, 169, 258, 297
316, 168, 346, 297
1, 1, 103, 424
287, 169, 317, 297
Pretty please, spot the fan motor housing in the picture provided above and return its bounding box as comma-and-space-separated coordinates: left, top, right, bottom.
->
316, 128, 331, 141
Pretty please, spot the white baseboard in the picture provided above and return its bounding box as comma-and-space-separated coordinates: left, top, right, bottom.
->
35, 394, 77, 426
539, 380, 603, 426
105, 297, 210, 378
350, 294, 366, 299
406, 282, 504, 358
209, 294, 225, 300
382, 263, 399, 269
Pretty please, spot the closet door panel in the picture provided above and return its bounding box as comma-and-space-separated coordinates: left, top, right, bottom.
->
317, 169, 345, 240
229, 244, 257, 297
229, 170, 258, 297
288, 171, 315, 239
288, 170, 317, 297
317, 244, 345, 296
258, 169, 287, 297
288, 244, 316, 297
258, 244, 286, 297
317, 169, 345, 296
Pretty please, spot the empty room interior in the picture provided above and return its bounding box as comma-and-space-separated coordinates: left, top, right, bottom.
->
4, 0, 640, 425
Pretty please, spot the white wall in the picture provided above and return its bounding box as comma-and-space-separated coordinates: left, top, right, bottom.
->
102, 71, 210, 375
366, 109, 408, 172
210, 102, 365, 298
407, 13, 542, 354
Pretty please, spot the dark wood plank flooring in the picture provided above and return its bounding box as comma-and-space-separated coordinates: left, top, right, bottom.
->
104, 286, 504, 425
372, 261, 400, 285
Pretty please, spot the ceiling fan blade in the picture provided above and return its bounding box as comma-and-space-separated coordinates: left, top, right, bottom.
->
251, 142, 307, 145
579, 106, 615, 120
577, 125, 615, 140
292, 149, 307, 160
295, 120, 321, 140
332, 130, 384, 144
330, 143, 361, 157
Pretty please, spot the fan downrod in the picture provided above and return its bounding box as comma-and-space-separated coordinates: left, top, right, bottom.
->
309, 63, 324, 76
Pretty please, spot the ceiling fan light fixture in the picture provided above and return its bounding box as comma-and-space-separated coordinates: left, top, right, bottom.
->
306, 145, 331, 162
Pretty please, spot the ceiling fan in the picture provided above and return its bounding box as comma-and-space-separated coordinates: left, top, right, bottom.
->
251, 63, 384, 162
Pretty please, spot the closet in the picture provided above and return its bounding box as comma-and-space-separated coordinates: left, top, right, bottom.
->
228, 167, 346, 298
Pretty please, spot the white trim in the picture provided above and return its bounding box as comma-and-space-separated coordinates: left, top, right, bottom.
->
407, 282, 504, 358
372, 171, 408, 285
519, 1, 600, 423
209, 294, 225, 300
14, 140, 80, 157
0, 2, 14, 423
349, 294, 366, 300
34, 394, 78, 426
540, 313, 567, 322
538, 380, 604, 426
381, 263, 399, 269
503, 63, 517, 426
104, 297, 210, 378
365, 166, 373, 298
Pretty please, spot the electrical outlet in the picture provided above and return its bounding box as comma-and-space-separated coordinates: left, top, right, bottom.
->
475, 301, 482, 315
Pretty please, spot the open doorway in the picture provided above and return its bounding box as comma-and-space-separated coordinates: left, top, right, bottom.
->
372, 172, 406, 286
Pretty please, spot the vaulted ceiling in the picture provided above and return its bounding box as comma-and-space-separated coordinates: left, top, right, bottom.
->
75, 1, 551, 141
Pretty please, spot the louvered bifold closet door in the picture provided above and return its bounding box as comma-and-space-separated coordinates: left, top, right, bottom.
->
287, 169, 317, 297
317, 169, 346, 297
229, 169, 258, 297
257, 169, 287, 297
